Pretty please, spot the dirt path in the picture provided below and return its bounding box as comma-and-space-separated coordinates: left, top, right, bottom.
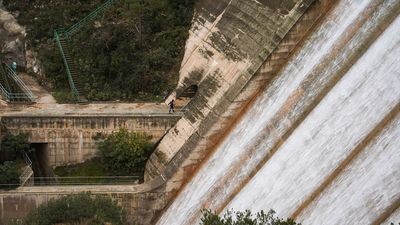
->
18, 73, 56, 104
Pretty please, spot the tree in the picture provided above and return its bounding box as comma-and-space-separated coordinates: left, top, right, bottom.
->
98, 128, 153, 175
3, 0, 195, 102
200, 209, 301, 225
8, 193, 126, 225
0, 161, 21, 189
0, 133, 31, 162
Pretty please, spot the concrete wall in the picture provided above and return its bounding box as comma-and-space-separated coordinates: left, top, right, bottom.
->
145, 0, 313, 183
0, 0, 320, 224
157, 0, 334, 200
154, 0, 400, 223
146, 0, 315, 180
1, 115, 180, 166
0, 189, 168, 225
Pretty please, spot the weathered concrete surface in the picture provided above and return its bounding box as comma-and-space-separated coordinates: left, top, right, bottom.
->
155, 0, 400, 224
1, 115, 180, 166
0, 0, 321, 224
147, 0, 316, 180
0, 190, 167, 225
1, 1, 399, 224
155, 0, 334, 213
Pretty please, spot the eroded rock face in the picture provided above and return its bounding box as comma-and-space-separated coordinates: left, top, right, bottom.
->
0, 6, 26, 68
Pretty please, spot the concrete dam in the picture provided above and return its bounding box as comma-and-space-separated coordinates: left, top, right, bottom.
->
1, 0, 399, 224
154, 0, 400, 224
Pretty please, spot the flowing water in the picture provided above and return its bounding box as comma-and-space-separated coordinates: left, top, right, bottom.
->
156, 0, 400, 224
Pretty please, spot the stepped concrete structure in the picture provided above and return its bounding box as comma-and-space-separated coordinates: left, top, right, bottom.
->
1, 0, 399, 224
1, 115, 180, 166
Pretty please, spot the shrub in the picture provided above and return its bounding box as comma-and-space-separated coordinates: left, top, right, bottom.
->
200, 209, 301, 225
0, 161, 21, 189
52, 90, 78, 103
0, 133, 31, 162
98, 128, 153, 175
3, 0, 195, 102
8, 193, 126, 225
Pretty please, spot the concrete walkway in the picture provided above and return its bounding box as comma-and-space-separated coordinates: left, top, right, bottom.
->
0, 73, 187, 117
0, 102, 180, 117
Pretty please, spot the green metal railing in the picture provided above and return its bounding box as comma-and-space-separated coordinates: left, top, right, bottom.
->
27, 176, 141, 186
0, 64, 36, 102
54, 0, 116, 100
54, 30, 80, 97
64, 0, 116, 38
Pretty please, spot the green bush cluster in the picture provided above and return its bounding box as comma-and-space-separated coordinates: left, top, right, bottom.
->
0, 133, 31, 162
8, 193, 126, 225
98, 128, 153, 175
0, 161, 20, 189
0, 133, 30, 189
4, 0, 195, 102
200, 209, 301, 225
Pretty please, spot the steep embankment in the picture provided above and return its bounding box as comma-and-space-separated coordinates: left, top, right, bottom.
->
156, 0, 400, 224
3, 0, 195, 102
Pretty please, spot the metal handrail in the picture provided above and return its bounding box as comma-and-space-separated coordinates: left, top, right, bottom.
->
19, 151, 34, 186
28, 175, 141, 186
54, 30, 80, 98
22, 151, 32, 166
4, 65, 36, 101
0, 83, 9, 99
64, 0, 116, 38
53, 0, 117, 99
0, 76, 34, 102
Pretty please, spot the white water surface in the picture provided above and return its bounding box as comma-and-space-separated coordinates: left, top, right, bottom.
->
226, 13, 400, 220
297, 116, 400, 224
156, 0, 400, 224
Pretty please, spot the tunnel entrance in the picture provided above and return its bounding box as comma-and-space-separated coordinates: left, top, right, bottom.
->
176, 85, 198, 111
29, 143, 55, 183
179, 85, 198, 98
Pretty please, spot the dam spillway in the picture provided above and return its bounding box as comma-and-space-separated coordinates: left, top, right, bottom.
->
0, 0, 399, 224
156, 0, 400, 224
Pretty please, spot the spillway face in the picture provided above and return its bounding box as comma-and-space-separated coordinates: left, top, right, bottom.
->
145, 0, 315, 182
156, 0, 400, 225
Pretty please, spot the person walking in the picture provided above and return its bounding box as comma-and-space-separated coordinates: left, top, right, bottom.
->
11, 61, 17, 73
168, 99, 175, 113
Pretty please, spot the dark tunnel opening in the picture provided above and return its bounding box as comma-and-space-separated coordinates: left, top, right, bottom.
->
29, 143, 55, 184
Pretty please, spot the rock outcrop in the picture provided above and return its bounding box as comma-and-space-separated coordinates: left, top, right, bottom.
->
0, 5, 26, 68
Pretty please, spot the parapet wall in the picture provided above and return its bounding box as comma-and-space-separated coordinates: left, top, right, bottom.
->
1, 115, 180, 166
0, 188, 167, 225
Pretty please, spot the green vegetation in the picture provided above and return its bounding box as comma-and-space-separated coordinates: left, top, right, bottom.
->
8, 193, 126, 225
54, 128, 153, 181
0, 161, 21, 189
98, 128, 153, 176
0, 133, 30, 189
200, 209, 301, 225
0, 133, 31, 162
4, 0, 195, 102
54, 157, 107, 177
